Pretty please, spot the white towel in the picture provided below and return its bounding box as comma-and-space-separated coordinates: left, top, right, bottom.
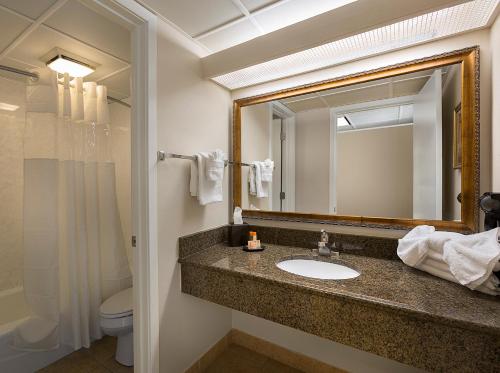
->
190, 156, 199, 197
248, 161, 270, 198
196, 151, 224, 205
442, 228, 500, 289
260, 159, 274, 182
248, 165, 256, 196
206, 149, 225, 181
397, 225, 500, 295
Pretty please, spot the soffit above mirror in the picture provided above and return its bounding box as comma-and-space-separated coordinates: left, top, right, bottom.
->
211, 0, 496, 89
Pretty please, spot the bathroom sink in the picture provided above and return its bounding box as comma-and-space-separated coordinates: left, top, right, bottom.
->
276, 258, 360, 280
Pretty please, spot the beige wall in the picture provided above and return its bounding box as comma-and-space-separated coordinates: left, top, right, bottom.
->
155, 20, 232, 373
0, 77, 25, 292
492, 14, 500, 190
337, 125, 413, 218
295, 108, 330, 214
241, 103, 271, 210
442, 64, 462, 221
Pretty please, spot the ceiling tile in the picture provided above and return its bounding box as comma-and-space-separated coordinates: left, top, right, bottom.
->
240, 0, 279, 12
254, 0, 355, 33
0, 0, 57, 19
198, 19, 261, 52
7, 26, 129, 82
0, 8, 32, 52
392, 77, 429, 97
284, 97, 326, 112
322, 84, 391, 107
142, 0, 243, 36
99, 68, 131, 99
44, 0, 130, 62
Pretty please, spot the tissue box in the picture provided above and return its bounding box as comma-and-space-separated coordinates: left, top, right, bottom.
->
228, 223, 249, 247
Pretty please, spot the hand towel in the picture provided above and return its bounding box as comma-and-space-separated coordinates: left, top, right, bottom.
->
253, 161, 268, 198
260, 159, 274, 182
248, 165, 256, 196
196, 152, 223, 205
190, 156, 199, 197
442, 228, 500, 289
206, 149, 225, 181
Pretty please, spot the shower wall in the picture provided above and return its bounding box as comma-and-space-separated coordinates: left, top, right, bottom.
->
0, 77, 25, 292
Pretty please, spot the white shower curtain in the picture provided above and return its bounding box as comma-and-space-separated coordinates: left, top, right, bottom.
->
13, 69, 132, 351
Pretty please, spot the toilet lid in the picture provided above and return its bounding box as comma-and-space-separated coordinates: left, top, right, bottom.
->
100, 287, 133, 318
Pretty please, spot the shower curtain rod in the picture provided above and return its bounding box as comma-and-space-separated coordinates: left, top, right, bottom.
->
0, 64, 131, 108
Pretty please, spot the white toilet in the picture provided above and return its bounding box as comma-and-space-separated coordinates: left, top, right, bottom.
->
100, 287, 134, 366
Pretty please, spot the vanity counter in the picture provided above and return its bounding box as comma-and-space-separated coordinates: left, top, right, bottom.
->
179, 242, 500, 372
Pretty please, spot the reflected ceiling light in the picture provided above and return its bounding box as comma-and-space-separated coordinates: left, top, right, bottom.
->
44, 49, 95, 78
213, 0, 497, 89
0, 102, 19, 111
337, 116, 351, 128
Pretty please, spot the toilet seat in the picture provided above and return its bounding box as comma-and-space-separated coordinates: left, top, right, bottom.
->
100, 287, 133, 319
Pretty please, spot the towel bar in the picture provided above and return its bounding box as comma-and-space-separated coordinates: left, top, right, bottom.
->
157, 150, 256, 168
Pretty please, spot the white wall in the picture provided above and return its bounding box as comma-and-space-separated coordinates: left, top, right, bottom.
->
0, 77, 25, 292
230, 28, 494, 371
241, 103, 272, 210
492, 14, 500, 191
155, 20, 233, 373
337, 125, 413, 218
295, 108, 330, 214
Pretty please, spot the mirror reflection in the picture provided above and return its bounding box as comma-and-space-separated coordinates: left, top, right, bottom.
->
241, 63, 462, 221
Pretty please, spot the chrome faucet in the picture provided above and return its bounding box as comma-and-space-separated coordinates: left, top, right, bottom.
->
318, 229, 339, 257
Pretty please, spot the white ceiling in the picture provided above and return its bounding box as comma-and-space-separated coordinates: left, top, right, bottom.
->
0, 0, 131, 100
139, 0, 356, 53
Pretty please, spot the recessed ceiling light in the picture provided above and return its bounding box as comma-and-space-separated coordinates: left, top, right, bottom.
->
0, 102, 19, 111
47, 54, 95, 78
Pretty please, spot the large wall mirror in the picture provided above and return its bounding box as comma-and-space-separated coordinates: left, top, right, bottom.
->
233, 48, 479, 232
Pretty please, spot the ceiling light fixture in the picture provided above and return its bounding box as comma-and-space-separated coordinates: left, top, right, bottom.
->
0, 102, 20, 111
43, 48, 96, 78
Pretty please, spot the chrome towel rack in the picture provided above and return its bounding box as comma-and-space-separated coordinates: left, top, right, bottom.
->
157, 150, 255, 168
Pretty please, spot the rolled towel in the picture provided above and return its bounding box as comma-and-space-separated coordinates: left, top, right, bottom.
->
442, 228, 500, 290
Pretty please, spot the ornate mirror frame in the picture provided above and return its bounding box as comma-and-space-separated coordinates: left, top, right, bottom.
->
232, 47, 480, 232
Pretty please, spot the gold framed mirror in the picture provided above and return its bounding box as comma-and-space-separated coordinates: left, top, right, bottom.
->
232, 47, 479, 232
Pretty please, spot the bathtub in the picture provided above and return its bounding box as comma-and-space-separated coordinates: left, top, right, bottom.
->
0, 287, 72, 373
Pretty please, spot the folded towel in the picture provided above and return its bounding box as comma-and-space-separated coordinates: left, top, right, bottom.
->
442, 228, 500, 289
248, 165, 256, 196
260, 159, 274, 182
196, 151, 223, 205
206, 149, 225, 181
398, 225, 500, 296
248, 161, 270, 198
190, 156, 198, 197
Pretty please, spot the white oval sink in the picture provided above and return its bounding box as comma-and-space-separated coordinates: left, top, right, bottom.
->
277, 259, 360, 280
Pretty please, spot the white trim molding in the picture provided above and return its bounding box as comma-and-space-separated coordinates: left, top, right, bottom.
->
98, 1, 159, 372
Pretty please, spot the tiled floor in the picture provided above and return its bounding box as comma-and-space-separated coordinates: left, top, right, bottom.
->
204, 345, 304, 373
38, 336, 133, 373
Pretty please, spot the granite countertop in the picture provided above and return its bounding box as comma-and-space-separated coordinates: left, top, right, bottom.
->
179, 243, 500, 336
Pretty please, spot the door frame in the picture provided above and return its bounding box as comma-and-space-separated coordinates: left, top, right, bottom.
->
96, 1, 158, 372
